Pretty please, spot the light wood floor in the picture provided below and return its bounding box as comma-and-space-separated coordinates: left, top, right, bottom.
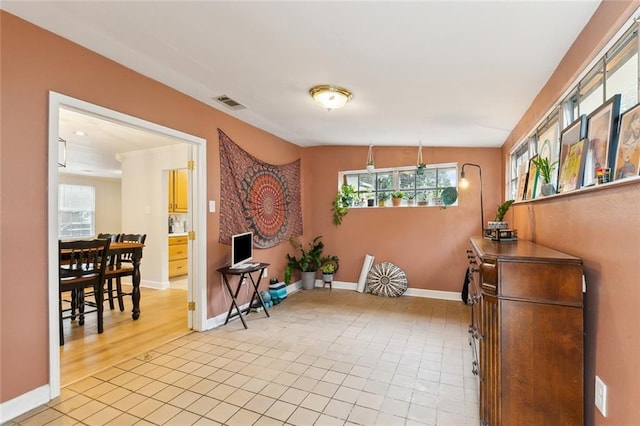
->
60, 283, 191, 386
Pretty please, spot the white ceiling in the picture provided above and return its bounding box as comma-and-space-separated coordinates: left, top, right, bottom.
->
4, 1, 601, 160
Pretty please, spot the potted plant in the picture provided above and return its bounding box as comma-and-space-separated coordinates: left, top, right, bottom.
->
320, 254, 339, 282
366, 160, 375, 173
391, 191, 405, 206
285, 236, 324, 289
416, 162, 427, 175
417, 191, 429, 206
487, 199, 515, 230
431, 189, 443, 206
406, 192, 416, 206
332, 184, 358, 225
365, 191, 375, 207
377, 192, 390, 207
531, 157, 558, 196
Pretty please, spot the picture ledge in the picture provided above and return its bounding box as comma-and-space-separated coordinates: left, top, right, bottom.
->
515, 175, 640, 204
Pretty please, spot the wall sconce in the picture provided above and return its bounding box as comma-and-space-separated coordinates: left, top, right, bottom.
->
459, 163, 484, 235
309, 85, 353, 111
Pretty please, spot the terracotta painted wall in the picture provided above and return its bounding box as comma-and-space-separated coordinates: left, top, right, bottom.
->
304, 145, 502, 293
0, 12, 301, 402
503, 2, 640, 425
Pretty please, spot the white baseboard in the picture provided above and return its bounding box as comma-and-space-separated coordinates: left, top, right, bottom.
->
0, 384, 50, 423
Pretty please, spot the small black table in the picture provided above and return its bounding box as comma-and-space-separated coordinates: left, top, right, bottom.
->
217, 262, 270, 329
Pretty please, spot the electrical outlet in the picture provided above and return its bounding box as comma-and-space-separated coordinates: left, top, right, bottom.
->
595, 375, 608, 417
263, 268, 268, 278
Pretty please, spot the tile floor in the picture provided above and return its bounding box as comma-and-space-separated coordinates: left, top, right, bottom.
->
8, 289, 479, 425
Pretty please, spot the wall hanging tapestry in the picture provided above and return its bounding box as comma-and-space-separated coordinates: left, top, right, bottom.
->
218, 129, 302, 248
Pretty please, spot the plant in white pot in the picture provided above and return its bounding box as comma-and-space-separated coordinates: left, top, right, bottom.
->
487, 199, 515, 230
531, 157, 558, 196
320, 255, 339, 282
285, 236, 324, 290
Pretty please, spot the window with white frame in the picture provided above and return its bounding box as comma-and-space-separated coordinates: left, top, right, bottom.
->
510, 21, 639, 199
340, 163, 458, 206
58, 184, 95, 238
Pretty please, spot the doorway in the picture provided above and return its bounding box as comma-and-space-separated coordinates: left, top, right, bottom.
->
48, 92, 208, 398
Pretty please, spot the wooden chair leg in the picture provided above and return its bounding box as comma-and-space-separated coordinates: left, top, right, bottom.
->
116, 277, 125, 312
107, 278, 115, 310
77, 290, 85, 325
59, 293, 64, 346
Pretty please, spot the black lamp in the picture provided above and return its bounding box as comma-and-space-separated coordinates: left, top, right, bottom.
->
459, 163, 484, 236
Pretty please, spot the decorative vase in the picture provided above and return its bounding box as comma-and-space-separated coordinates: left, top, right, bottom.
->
540, 183, 555, 196
301, 271, 316, 290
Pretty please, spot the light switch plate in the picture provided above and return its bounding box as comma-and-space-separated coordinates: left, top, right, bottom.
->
209, 200, 216, 212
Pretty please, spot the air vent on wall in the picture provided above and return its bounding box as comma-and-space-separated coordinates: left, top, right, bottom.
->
214, 95, 247, 110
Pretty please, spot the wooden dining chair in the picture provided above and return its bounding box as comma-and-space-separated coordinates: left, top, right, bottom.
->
110, 233, 146, 311
97, 233, 120, 310
59, 238, 111, 346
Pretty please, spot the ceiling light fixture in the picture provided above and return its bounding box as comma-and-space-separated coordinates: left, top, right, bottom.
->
309, 85, 352, 111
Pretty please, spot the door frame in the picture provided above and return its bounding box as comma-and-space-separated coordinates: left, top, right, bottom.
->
47, 92, 208, 398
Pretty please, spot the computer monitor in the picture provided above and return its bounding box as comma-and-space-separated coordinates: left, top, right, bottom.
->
231, 231, 253, 268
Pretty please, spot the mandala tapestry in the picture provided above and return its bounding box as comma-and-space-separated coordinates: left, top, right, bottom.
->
218, 129, 302, 248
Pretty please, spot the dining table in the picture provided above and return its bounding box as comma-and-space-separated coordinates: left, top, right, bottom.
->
60, 240, 145, 320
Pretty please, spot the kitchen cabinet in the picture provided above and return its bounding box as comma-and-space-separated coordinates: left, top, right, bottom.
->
168, 235, 188, 278
467, 237, 584, 425
168, 169, 188, 213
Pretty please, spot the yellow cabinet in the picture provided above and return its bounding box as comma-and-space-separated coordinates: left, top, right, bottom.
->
168, 169, 188, 213
168, 235, 188, 278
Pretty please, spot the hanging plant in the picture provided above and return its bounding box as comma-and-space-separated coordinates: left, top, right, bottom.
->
416, 142, 426, 175
366, 144, 375, 172
332, 184, 358, 225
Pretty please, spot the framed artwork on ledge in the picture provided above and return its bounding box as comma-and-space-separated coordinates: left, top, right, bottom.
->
516, 163, 528, 201
558, 115, 587, 193
614, 101, 640, 180
558, 139, 588, 193
583, 94, 621, 187
525, 155, 539, 200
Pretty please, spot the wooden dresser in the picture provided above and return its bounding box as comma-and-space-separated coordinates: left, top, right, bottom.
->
467, 237, 584, 426
168, 235, 188, 278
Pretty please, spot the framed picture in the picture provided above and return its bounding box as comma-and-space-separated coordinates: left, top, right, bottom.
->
537, 117, 560, 188
525, 155, 539, 200
558, 138, 588, 193
516, 163, 528, 201
583, 94, 621, 186
557, 115, 587, 193
614, 101, 640, 180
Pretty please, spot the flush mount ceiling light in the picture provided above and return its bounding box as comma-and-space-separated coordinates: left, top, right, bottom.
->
309, 85, 352, 111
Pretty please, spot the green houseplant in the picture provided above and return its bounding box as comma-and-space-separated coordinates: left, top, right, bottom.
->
390, 191, 405, 206
531, 157, 558, 196
377, 192, 390, 207
487, 199, 515, 230
332, 184, 358, 225
320, 255, 339, 283
285, 236, 324, 289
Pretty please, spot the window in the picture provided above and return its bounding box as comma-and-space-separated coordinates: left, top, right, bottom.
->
58, 184, 95, 238
509, 138, 533, 200
341, 163, 458, 206
510, 20, 640, 199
